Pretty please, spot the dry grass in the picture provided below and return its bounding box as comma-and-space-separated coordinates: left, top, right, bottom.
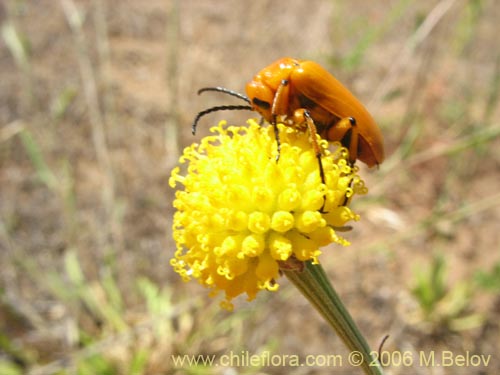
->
1, 0, 499, 374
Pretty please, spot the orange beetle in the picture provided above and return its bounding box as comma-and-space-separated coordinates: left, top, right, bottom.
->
192, 57, 384, 169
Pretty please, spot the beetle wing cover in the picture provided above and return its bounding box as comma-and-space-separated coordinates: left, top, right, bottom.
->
291, 60, 384, 164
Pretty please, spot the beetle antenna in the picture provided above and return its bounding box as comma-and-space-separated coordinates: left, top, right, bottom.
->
192, 105, 253, 135
197, 87, 251, 104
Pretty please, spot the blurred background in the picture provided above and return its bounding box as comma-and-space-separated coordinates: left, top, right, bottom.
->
1, 0, 499, 374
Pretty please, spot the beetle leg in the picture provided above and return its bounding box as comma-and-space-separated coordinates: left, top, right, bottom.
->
328, 117, 359, 207
337, 124, 358, 208
302, 111, 326, 185
272, 80, 290, 115
271, 115, 281, 162
327, 117, 358, 165
346, 118, 359, 165
293, 109, 327, 212
270, 80, 292, 162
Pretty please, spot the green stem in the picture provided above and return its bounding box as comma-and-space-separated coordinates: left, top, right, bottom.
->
283, 260, 384, 375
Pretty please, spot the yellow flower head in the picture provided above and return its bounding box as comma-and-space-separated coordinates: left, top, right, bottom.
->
169, 120, 367, 310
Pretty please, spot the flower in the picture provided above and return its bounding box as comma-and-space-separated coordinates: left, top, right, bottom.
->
169, 119, 367, 310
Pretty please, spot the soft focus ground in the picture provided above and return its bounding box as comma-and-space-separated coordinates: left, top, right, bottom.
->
1, 1, 499, 374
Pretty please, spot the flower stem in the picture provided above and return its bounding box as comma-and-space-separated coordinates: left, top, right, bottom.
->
283, 260, 384, 375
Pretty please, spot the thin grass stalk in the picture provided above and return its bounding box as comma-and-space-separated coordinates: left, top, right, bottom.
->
283, 261, 384, 375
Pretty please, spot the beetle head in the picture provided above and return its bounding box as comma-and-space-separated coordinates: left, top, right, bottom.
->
245, 80, 274, 122
245, 57, 298, 123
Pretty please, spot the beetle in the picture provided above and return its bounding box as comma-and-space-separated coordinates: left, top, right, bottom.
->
192, 57, 384, 175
